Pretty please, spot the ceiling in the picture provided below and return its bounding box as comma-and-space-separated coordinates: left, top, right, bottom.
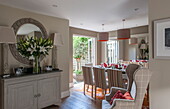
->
0, 0, 148, 32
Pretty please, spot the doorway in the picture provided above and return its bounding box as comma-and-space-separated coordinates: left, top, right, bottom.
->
72, 34, 96, 84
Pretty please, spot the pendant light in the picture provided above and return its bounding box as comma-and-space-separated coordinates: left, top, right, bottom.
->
117, 19, 130, 40
97, 24, 109, 41
129, 38, 138, 45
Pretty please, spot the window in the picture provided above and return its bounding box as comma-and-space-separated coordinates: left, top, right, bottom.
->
88, 38, 96, 64
106, 40, 119, 64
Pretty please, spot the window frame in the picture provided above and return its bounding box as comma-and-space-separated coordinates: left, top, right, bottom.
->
106, 40, 119, 64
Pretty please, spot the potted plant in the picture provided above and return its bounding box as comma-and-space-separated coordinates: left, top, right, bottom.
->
73, 70, 83, 81
74, 55, 82, 61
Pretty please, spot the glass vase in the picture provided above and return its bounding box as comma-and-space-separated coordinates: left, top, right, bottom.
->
33, 56, 40, 74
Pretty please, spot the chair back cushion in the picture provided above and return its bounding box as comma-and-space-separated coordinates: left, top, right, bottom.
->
110, 90, 125, 105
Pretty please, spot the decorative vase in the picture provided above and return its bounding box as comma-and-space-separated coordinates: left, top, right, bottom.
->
33, 56, 40, 73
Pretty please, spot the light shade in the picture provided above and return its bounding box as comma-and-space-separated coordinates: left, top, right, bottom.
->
97, 32, 109, 41
117, 29, 130, 40
140, 44, 147, 49
129, 38, 138, 45
50, 33, 63, 46
0, 26, 16, 43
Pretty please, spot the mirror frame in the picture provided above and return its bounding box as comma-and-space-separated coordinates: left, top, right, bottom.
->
9, 18, 48, 65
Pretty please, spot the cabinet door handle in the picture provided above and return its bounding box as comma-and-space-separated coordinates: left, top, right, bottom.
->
34, 95, 37, 98
34, 94, 41, 98
38, 93, 41, 97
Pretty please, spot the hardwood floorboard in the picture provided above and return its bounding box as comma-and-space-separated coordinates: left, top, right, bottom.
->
44, 91, 102, 109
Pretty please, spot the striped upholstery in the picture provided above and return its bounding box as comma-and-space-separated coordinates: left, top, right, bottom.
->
107, 69, 123, 89
93, 67, 107, 89
82, 66, 93, 85
93, 67, 108, 99
102, 68, 152, 109
82, 66, 94, 97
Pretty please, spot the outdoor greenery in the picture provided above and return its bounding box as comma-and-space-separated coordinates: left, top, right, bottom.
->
73, 37, 90, 59
74, 70, 83, 75
73, 55, 82, 59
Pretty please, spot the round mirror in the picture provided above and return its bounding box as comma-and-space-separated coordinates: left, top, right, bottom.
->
9, 18, 48, 65
16, 24, 42, 42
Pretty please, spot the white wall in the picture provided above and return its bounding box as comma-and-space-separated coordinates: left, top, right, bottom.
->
149, 0, 170, 108
0, 4, 70, 93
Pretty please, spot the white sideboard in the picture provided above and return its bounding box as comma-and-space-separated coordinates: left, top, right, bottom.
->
0, 71, 61, 109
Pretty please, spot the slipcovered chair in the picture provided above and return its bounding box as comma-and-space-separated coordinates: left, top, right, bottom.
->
107, 69, 124, 91
85, 63, 93, 67
93, 67, 108, 99
105, 64, 140, 101
102, 68, 152, 109
82, 66, 94, 98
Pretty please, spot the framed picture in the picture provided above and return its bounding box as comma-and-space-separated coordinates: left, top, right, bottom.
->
154, 18, 170, 59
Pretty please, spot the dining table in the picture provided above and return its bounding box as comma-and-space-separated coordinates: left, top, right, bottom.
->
94, 65, 128, 80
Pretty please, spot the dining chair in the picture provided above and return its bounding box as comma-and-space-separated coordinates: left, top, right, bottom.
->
102, 68, 152, 109
107, 69, 123, 92
82, 66, 94, 98
93, 67, 108, 99
85, 63, 93, 67
105, 64, 140, 101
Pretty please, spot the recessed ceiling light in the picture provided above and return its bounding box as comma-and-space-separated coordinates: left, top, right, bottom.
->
52, 5, 58, 7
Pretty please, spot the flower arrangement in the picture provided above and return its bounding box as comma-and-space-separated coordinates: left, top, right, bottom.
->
17, 36, 53, 73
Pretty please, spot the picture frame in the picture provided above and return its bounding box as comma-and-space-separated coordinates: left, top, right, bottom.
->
154, 18, 170, 59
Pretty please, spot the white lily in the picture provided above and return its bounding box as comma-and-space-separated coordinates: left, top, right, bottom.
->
40, 46, 46, 53
29, 55, 35, 60
27, 48, 32, 52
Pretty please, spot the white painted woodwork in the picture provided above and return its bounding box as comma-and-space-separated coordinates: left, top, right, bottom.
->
7, 81, 37, 109
0, 72, 61, 109
38, 77, 60, 108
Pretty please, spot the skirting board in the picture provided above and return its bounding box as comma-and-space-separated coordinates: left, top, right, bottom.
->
69, 82, 74, 88
61, 90, 70, 98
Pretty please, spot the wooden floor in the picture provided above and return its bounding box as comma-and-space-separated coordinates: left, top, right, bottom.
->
44, 91, 102, 109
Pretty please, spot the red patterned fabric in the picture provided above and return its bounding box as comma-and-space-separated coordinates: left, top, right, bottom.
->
110, 91, 134, 105
110, 90, 125, 105
124, 92, 134, 100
